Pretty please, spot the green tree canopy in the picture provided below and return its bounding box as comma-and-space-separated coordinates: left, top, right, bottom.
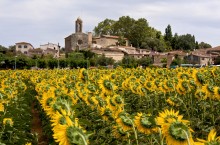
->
94, 19, 116, 36
164, 24, 173, 42
198, 42, 212, 49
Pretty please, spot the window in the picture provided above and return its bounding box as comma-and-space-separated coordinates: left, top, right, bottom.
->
24, 51, 27, 54
78, 40, 83, 45
24, 45, 27, 48
18, 45, 22, 48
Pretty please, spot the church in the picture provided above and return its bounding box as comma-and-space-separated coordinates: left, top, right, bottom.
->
64, 17, 129, 53
65, 17, 92, 53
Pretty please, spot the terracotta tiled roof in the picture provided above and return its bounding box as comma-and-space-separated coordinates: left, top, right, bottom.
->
16, 42, 31, 44
191, 52, 211, 58
16, 42, 34, 48
168, 50, 186, 56
28, 48, 43, 53
206, 46, 220, 51
102, 35, 128, 40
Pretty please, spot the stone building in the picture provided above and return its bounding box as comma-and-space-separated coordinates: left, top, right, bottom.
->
15, 42, 34, 54
65, 17, 92, 52
40, 42, 60, 58
92, 35, 128, 48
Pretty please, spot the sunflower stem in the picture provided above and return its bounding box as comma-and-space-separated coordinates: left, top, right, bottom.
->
78, 132, 88, 145
127, 133, 131, 145
158, 128, 164, 145
176, 97, 190, 120
128, 118, 139, 145
183, 130, 191, 145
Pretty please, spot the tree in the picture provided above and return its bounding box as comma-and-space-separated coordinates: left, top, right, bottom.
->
113, 16, 135, 38
93, 19, 116, 36
176, 34, 196, 51
171, 55, 182, 66
137, 57, 153, 67
198, 42, 212, 49
96, 54, 115, 66
164, 24, 173, 42
171, 33, 179, 50
141, 37, 166, 52
129, 18, 150, 48
68, 52, 85, 60
122, 56, 138, 68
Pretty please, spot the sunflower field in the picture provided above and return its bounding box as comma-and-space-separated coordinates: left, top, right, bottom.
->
0, 67, 220, 145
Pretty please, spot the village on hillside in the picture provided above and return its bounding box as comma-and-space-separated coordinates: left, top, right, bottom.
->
9, 17, 220, 68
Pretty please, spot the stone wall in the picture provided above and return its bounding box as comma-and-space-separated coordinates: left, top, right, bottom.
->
65, 36, 72, 53
71, 33, 88, 51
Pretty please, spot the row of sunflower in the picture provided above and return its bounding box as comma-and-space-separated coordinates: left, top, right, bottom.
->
0, 70, 35, 145
27, 67, 220, 145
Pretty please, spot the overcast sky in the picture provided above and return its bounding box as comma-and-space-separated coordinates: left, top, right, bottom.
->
0, 0, 220, 48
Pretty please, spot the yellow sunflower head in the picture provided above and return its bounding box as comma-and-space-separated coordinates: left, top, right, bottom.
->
162, 120, 194, 145
214, 87, 220, 100
3, 118, 13, 127
0, 103, 4, 112
112, 125, 129, 140
134, 113, 158, 135
78, 68, 88, 81
116, 112, 133, 131
156, 109, 189, 126
195, 89, 208, 100
167, 95, 181, 107
196, 128, 220, 145
98, 76, 117, 95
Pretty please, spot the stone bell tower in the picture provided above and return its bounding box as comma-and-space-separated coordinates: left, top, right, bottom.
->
75, 17, 83, 33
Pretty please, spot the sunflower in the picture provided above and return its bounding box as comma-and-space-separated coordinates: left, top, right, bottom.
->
130, 82, 141, 94
101, 106, 114, 121
51, 111, 66, 127
112, 125, 130, 140
176, 79, 190, 95
116, 112, 133, 131
0, 103, 4, 112
162, 119, 194, 145
177, 72, 191, 80
144, 80, 155, 92
166, 98, 176, 107
85, 83, 99, 95
156, 109, 189, 126
202, 84, 214, 99
53, 124, 71, 145
122, 79, 129, 90
3, 118, 13, 127
51, 109, 74, 127
78, 68, 88, 81
164, 79, 175, 93
192, 70, 205, 86
53, 117, 88, 145
213, 86, 220, 100
195, 88, 208, 100
98, 76, 117, 96
196, 128, 220, 145
134, 113, 158, 135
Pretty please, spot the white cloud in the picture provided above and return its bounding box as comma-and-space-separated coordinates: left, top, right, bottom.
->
0, 0, 220, 47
